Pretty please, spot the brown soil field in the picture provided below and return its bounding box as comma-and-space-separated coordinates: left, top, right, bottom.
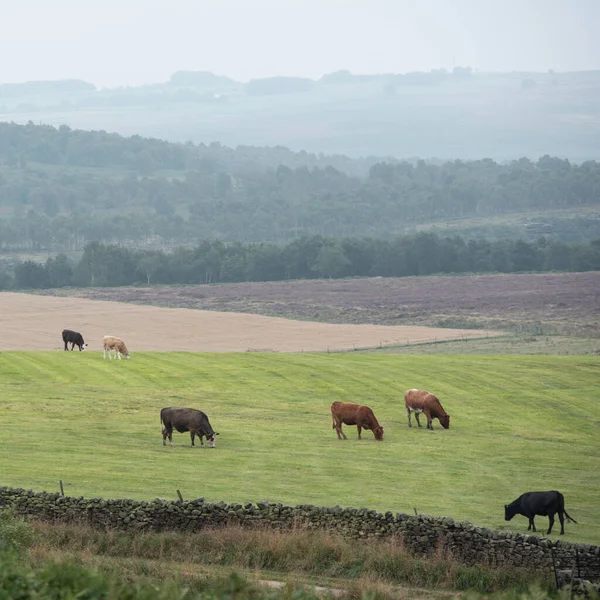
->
0, 292, 499, 352
41, 271, 600, 338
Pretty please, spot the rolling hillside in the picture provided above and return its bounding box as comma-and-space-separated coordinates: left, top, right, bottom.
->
1, 351, 598, 544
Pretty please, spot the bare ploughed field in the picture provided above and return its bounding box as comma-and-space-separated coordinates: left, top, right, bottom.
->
0, 291, 499, 352
3, 271, 594, 352
43, 271, 600, 337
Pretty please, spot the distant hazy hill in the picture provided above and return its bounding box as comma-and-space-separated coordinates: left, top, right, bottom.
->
0, 79, 95, 97
1, 69, 599, 162
168, 70, 238, 89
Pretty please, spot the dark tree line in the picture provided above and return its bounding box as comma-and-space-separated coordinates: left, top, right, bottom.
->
0, 156, 599, 250
3, 234, 599, 291
1, 123, 600, 252
0, 121, 390, 176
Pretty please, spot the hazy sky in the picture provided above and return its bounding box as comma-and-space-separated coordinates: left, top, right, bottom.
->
1, 0, 598, 87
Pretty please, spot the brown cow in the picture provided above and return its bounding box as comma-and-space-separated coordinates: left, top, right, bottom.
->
331, 401, 384, 441
404, 389, 450, 430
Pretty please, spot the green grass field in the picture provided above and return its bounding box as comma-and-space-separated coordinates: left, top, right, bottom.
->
363, 335, 600, 355
1, 352, 598, 545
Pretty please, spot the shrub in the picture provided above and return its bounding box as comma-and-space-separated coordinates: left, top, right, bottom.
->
0, 509, 34, 554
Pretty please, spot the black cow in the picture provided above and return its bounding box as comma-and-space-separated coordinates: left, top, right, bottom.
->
504, 491, 577, 535
62, 329, 87, 351
160, 407, 219, 448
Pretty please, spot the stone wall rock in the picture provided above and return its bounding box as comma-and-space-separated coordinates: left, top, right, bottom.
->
1, 486, 598, 574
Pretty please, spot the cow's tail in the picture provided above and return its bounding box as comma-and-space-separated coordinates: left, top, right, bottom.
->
564, 509, 577, 524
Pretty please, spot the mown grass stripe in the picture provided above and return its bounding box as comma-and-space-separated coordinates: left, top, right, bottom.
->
0, 352, 598, 544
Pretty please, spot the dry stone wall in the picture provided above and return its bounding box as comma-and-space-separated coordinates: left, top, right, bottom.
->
1, 486, 598, 574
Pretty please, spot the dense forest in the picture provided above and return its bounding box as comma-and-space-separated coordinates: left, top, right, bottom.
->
2, 234, 599, 291
1, 123, 599, 253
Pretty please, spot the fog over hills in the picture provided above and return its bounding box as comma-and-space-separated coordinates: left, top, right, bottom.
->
2, 67, 600, 162
1, 0, 599, 161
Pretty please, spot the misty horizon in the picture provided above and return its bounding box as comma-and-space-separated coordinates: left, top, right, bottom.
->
1, 0, 599, 88
3, 64, 600, 90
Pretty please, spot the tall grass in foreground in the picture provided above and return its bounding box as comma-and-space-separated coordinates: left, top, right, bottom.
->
29, 520, 552, 595
1, 551, 330, 600
1, 510, 591, 599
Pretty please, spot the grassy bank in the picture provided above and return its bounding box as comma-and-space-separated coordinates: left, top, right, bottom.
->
25, 520, 551, 597
0, 352, 598, 544
362, 335, 600, 355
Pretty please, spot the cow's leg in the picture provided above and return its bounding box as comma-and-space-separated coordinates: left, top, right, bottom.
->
117, 351, 122, 360
407, 408, 412, 427
64, 340, 68, 351
334, 419, 346, 440
414, 412, 422, 428
163, 426, 173, 447
332, 417, 340, 439
547, 513, 555, 535
357, 424, 362, 440
425, 410, 433, 430
190, 431, 195, 447
528, 517, 536, 532
558, 511, 565, 535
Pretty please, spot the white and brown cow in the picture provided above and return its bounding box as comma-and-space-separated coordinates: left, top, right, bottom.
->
404, 388, 450, 430
103, 335, 130, 360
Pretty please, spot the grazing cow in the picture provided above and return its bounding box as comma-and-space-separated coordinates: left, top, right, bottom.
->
160, 407, 219, 448
404, 388, 450, 430
103, 335, 130, 360
331, 401, 384, 441
62, 329, 87, 351
504, 491, 577, 535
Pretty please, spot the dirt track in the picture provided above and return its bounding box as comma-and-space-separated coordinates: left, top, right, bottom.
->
0, 292, 499, 352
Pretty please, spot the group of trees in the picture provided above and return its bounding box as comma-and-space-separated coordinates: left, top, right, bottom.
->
0, 121, 391, 175
3, 234, 599, 291
1, 123, 599, 251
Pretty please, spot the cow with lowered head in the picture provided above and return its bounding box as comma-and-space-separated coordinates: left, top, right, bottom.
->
504, 490, 577, 535
62, 329, 87, 351
331, 401, 384, 441
160, 407, 219, 448
404, 388, 450, 430
103, 335, 130, 360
